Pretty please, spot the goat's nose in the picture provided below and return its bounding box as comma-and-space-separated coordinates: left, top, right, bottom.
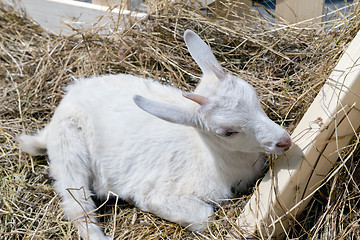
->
276, 135, 292, 151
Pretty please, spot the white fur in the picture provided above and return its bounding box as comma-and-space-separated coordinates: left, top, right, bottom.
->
18, 30, 292, 240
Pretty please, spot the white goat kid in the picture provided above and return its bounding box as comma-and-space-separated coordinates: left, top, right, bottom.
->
18, 30, 292, 240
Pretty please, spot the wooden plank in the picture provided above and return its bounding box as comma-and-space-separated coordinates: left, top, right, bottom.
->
202, 0, 215, 5
9, 0, 147, 36
237, 30, 360, 238
93, 0, 130, 9
276, 0, 325, 24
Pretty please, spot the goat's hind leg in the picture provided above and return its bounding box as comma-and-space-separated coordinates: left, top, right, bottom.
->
46, 120, 108, 240
137, 193, 214, 231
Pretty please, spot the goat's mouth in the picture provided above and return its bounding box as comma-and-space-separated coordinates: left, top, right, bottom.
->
264, 135, 292, 154
264, 144, 292, 155
275, 146, 291, 154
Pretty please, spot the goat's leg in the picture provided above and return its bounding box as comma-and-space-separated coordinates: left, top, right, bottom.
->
47, 120, 109, 240
136, 193, 214, 231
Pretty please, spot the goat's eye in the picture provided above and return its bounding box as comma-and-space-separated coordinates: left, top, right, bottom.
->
224, 131, 236, 137
215, 128, 238, 137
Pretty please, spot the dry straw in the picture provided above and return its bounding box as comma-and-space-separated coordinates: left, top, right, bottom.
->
1, 0, 360, 239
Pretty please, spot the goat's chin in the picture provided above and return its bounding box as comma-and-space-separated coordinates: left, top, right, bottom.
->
264, 146, 291, 155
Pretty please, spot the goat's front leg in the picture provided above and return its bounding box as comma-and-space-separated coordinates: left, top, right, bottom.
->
135, 193, 214, 231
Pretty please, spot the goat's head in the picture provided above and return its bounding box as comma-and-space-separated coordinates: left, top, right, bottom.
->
134, 30, 292, 154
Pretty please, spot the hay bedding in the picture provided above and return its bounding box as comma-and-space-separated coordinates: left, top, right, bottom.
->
1, 0, 360, 239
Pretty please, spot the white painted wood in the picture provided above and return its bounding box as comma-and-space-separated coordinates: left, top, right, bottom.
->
93, 0, 130, 9
202, 0, 215, 5
276, 0, 325, 24
237, 30, 360, 238
8, 0, 147, 35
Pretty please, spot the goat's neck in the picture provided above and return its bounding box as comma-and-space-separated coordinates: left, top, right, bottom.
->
197, 131, 262, 187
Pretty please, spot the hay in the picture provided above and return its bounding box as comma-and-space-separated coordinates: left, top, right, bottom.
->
1, 0, 360, 239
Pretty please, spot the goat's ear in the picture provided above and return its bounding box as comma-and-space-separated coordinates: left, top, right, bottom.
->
184, 30, 225, 79
133, 95, 198, 127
